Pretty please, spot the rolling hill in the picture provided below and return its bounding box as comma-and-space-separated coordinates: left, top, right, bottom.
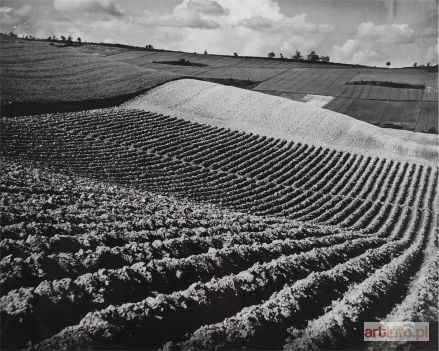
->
1, 35, 438, 351
1, 37, 437, 133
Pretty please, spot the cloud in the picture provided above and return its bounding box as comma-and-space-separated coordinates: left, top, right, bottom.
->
332, 39, 380, 65
186, 0, 229, 16
331, 21, 422, 66
54, 0, 122, 16
426, 41, 438, 64
239, 16, 275, 29
139, 6, 221, 29
358, 22, 415, 44
1, 0, 433, 67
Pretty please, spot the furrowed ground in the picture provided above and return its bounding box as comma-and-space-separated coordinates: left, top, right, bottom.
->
1, 37, 437, 133
1, 105, 437, 350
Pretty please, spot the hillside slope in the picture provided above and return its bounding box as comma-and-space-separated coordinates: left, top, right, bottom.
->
121, 79, 437, 164
0, 38, 180, 115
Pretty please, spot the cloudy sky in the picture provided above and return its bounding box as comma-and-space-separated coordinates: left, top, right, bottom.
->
0, 0, 437, 67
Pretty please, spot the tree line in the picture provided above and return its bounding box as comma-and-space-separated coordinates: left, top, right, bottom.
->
267, 50, 330, 63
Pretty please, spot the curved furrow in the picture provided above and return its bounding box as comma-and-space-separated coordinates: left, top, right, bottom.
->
27, 236, 391, 351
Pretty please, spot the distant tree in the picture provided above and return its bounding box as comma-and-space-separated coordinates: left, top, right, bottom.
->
8, 31, 17, 38
268, 51, 275, 58
51, 35, 57, 41
60, 35, 66, 42
234, 52, 238, 57
77, 37, 82, 45
386, 61, 391, 68
320, 55, 330, 63
204, 50, 208, 54
413, 62, 417, 68
307, 50, 319, 62
145, 44, 154, 49
279, 53, 284, 59
292, 50, 303, 61
426, 62, 431, 67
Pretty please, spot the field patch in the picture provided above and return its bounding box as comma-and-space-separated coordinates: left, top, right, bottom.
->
337, 84, 424, 101
121, 79, 437, 163
325, 98, 420, 130
197, 67, 287, 81
349, 69, 427, 86
0, 39, 181, 115
254, 68, 361, 96
416, 101, 438, 133
301, 94, 334, 107
422, 73, 438, 101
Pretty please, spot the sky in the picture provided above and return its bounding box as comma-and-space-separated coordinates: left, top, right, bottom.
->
0, 0, 437, 67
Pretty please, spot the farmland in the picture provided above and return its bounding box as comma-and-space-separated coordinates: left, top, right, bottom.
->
1, 34, 438, 351
1, 38, 437, 133
1, 103, 437, 349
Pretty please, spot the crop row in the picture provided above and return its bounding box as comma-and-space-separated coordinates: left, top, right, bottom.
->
170, 208, 432, 350
2, 109, 435, 234
28, 235, 388, 351
1, 230, 367, 347
32, 202, 429, 351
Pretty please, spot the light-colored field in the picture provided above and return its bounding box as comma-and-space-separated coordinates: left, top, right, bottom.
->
301, 94, 334, 107
121, 79, 437, 164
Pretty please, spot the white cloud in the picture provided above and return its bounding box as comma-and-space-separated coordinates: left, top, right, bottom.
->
331, 22, 420, 66
426, 41, 438, 64
140, 10, 220, 29
1, 0, 434, 67
239, 16, 275, 29
54, 0, 122, 16
0, 7, 13, 14
358, 22, 415, 44
186, 0, 229, 16
332, 39, 380, 65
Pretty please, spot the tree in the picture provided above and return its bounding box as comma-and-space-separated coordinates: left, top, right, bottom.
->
386, 61, 391, 68
292, 50, 303, 61
320, 55, 330, 63
204, 50, 208, 54
145, 44, 154, 50
426, 62, 431, 67
61, 35, 66, 42
8, 31, 17, 38
268, 51, 275, 58
307, 50, 319, 62
77, 37, 82, 45
234, 52, 238, 57
413, 62, 417, 68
